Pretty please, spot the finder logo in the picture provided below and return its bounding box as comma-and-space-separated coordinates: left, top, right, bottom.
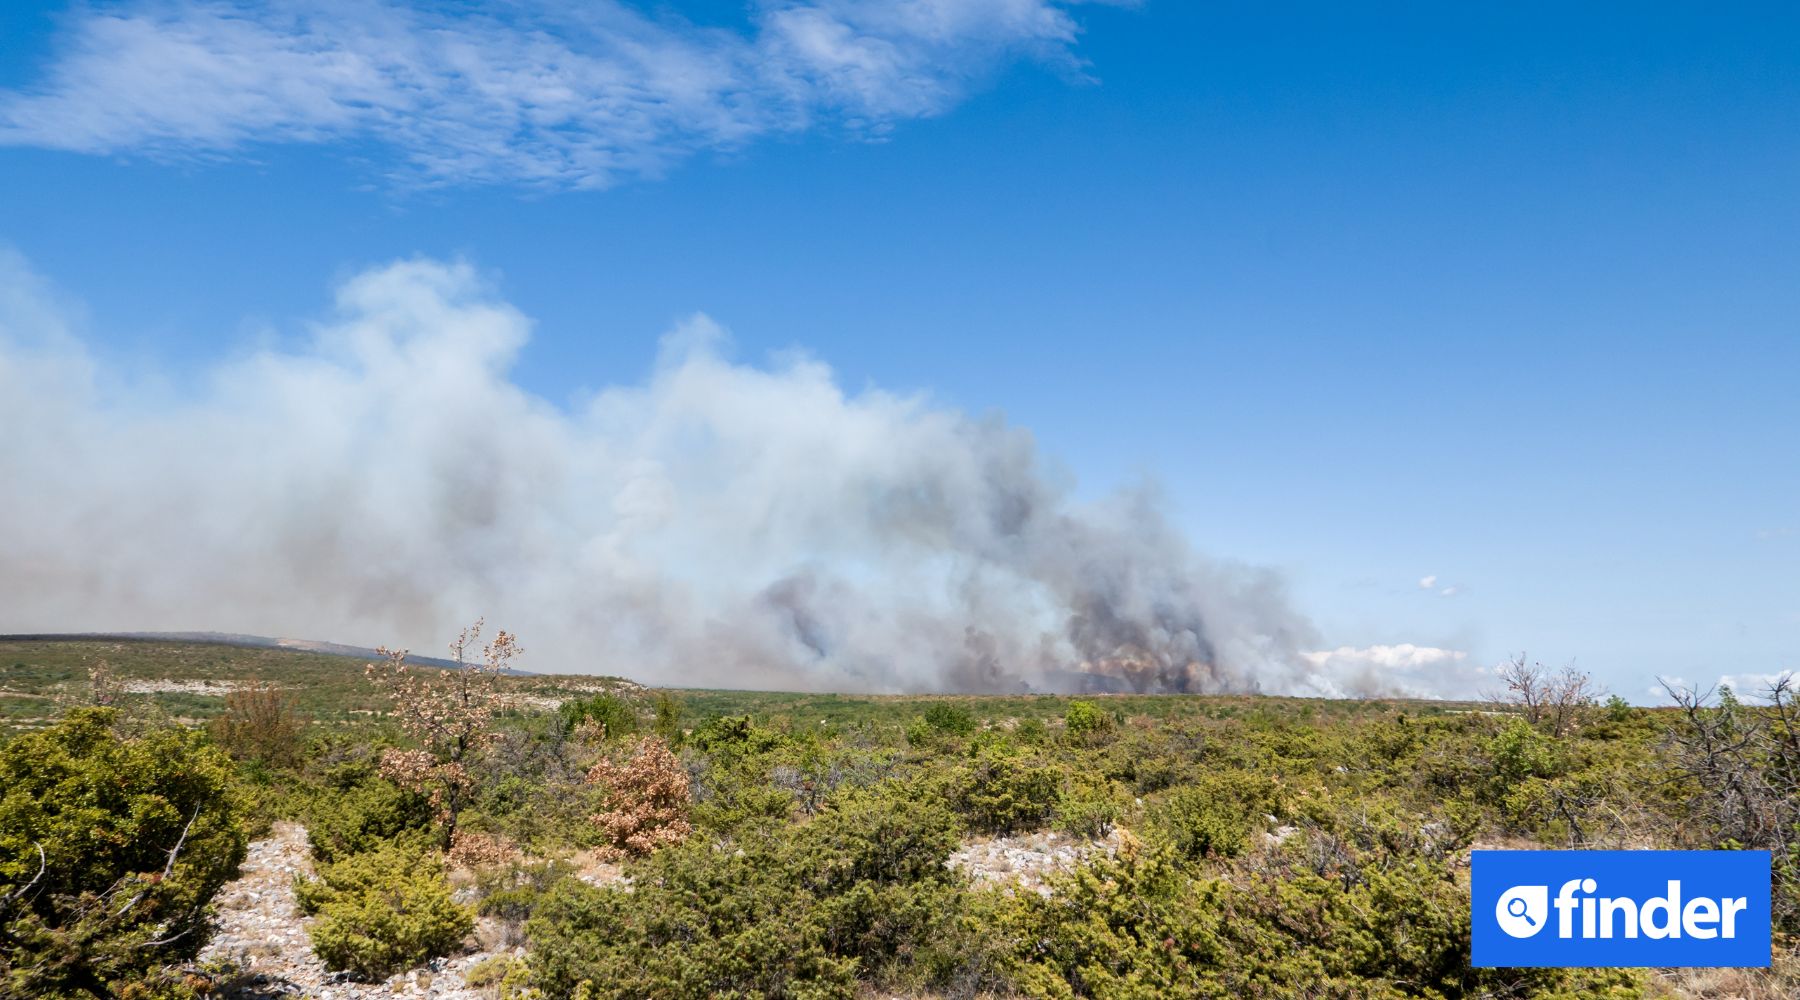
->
1495, 884, 1547, 937
1472, 851, 1770, 967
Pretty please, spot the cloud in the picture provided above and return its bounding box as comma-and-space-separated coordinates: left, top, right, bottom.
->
1298, 644, 1486, 699
0, 0, 1109, 188
1417, 573, 1459, 597
1715, 671, 1797, 703
0, 251, 1330, 694
1653, 671, 1796, 705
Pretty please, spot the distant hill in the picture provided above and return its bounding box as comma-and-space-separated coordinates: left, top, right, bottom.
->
0, 635, 636, 731
0, 632, 495, 673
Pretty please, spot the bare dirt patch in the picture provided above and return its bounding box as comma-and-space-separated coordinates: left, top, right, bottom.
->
948, 828, 1129, 895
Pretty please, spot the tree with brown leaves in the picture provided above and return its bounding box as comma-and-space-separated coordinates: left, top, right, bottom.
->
587, 736, 692, 860
366, 620, 518, 846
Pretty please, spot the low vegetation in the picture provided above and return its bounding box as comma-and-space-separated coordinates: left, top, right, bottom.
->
294, 841, 473, 980
0, 708, 246, 999
0, 637, 1795, 999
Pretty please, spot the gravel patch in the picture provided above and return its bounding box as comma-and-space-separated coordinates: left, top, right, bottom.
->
948, 829, 1128, 895
200, 822, 511, 999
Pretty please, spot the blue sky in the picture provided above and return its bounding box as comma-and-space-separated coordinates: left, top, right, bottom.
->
1, 1, 1795, 698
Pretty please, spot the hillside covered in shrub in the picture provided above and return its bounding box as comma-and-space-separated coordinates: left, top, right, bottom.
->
0, 635, 1795, 999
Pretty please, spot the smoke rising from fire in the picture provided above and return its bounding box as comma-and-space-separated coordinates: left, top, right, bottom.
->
0, 251, 1369, 694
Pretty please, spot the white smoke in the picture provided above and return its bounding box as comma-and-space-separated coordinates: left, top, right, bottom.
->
1, 250, 1337, 693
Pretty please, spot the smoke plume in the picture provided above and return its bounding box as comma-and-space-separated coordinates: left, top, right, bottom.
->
0, 251, 1333, 693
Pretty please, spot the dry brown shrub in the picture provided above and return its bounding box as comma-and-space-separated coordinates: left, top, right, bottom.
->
447, 828, 516, 870
209, 681, 306, 768
1651, 950, 1800, 999
587, 736, 691, 860
571, 715, 609, 747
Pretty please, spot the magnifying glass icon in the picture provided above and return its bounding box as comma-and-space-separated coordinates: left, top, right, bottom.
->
1507, 896, 1537, 928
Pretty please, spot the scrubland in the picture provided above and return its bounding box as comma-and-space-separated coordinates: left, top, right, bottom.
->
1, 634, 1795, 1000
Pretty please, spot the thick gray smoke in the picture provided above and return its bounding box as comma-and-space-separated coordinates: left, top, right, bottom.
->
0, 251, 1335, 693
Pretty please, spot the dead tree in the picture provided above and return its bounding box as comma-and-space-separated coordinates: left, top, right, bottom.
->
1659, 675, 1800, 929
1490, 655, 1599, 737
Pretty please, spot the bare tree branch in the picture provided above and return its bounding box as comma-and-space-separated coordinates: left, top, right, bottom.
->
0, 841, 48, 916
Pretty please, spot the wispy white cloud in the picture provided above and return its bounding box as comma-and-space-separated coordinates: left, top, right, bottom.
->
1417, 573, 1459, 597
0, 0, 1109, 189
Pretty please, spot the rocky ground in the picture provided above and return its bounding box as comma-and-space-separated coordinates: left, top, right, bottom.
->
199, 823, 509, 999
947, 828, 1128, 895
197, 822, 1121, 997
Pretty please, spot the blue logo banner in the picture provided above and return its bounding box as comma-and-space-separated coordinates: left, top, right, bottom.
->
1471, 850, 1771, 968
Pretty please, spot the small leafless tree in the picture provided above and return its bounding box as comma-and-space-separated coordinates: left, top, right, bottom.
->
367, 619, 518, 846
88, 658, 119, 706
1490, 654, 1599, 737
49, 658, 122, 712
1660, 674, 1800, 930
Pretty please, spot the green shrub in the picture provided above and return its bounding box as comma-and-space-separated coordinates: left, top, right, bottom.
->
0, 708, 247, 999
466, 763, 605, 856
1093, 726, 1188, 789
922, 703, 976, 737
690, 763, 798, 835
689, 714, 786, 755
558, 693, 638, 740
296, 842, 472, 980
1488, 717, 1560, 790
463, 955, 529, 997
652, 692, 686, 746
1054, 775, 1127, 839
1064, 699, 1116, 739
1012, 717, 1049, 745
470, 859, 575, 950
527, 843, 857, 1000
799, 784, 965, 980
526, 782, 977, 1000
952, 746, 1060, 834
1152, 773, 1283, 861
303, 767, 436, 863
998, 845, 1646, 1000
1604, 694, 1634, 724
